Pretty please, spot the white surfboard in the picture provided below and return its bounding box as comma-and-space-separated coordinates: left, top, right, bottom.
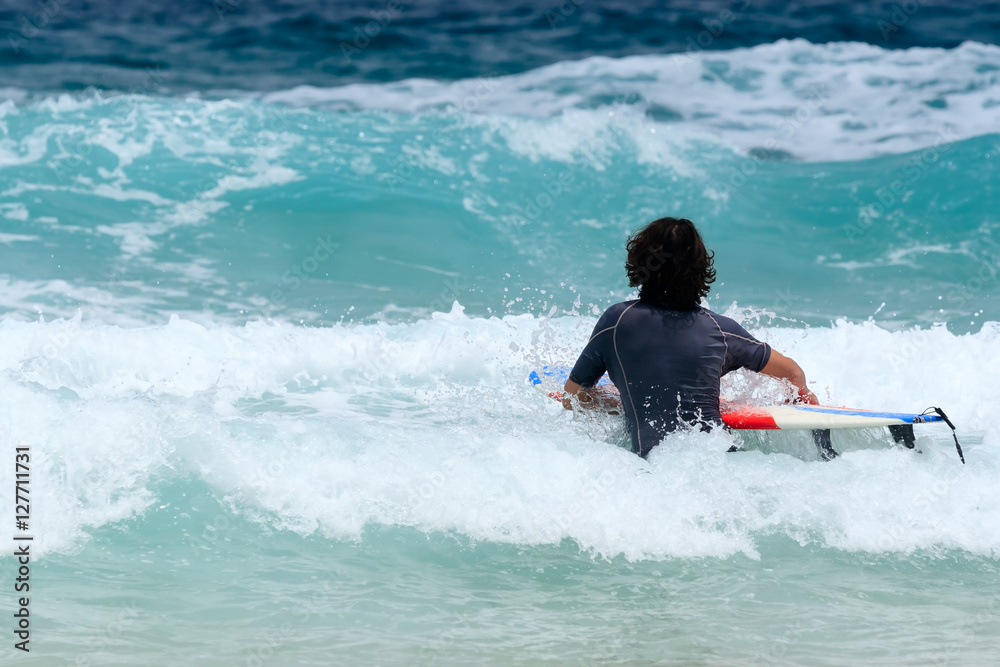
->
528, 365, 963, 461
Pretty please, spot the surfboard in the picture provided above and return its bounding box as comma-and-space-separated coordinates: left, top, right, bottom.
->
528, 365, 944, 430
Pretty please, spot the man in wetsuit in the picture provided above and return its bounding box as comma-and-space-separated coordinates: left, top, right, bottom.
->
563, 217, 818, 458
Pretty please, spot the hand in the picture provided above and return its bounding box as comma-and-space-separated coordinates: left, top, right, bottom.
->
559, 387, 622, 414
793, 389, 819, 405
759, 351, 820, 406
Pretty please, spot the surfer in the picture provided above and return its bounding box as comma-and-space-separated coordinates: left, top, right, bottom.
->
563, 216, 818, 458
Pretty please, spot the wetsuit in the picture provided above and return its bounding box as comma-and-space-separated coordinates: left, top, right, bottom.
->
568, 300, 772, 457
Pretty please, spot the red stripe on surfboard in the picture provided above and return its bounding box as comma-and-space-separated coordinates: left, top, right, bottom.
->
720, 404, 779, 430
541, 388, 781, 429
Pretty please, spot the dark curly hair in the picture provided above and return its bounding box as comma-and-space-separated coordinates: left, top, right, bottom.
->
625, 217, 716, 309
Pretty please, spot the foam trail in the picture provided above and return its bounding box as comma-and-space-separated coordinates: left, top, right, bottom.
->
263, 40, 1000, 161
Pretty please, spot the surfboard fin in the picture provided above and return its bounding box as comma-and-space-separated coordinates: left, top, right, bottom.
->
811, 429, 838, 461
888, 424, 916, 449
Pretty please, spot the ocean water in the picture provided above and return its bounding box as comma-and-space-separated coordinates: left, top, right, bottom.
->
2, 1, 1000, 665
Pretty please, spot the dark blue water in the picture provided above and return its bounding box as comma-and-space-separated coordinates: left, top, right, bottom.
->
3, 0, 1000, 93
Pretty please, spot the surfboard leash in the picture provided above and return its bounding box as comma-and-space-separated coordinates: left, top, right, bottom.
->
921, 407, 964, 464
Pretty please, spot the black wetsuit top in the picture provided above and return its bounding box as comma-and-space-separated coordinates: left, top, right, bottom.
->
569, 300, 772, 457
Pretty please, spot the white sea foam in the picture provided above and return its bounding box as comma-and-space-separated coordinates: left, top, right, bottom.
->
263, 39, 1000, 162
1, 41, 993, 175
0, 306, 995, 559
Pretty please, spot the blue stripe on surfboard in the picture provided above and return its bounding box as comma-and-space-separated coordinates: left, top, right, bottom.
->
788, 405, 943, 423
529, 365, 611, 387
529, 365, 941, 424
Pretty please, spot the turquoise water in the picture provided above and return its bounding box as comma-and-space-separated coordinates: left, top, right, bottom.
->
2, 36, 1000, 665
25, 511, 1000, 666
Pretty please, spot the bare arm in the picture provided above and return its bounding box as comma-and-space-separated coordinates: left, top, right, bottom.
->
759, 350, 818, 404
